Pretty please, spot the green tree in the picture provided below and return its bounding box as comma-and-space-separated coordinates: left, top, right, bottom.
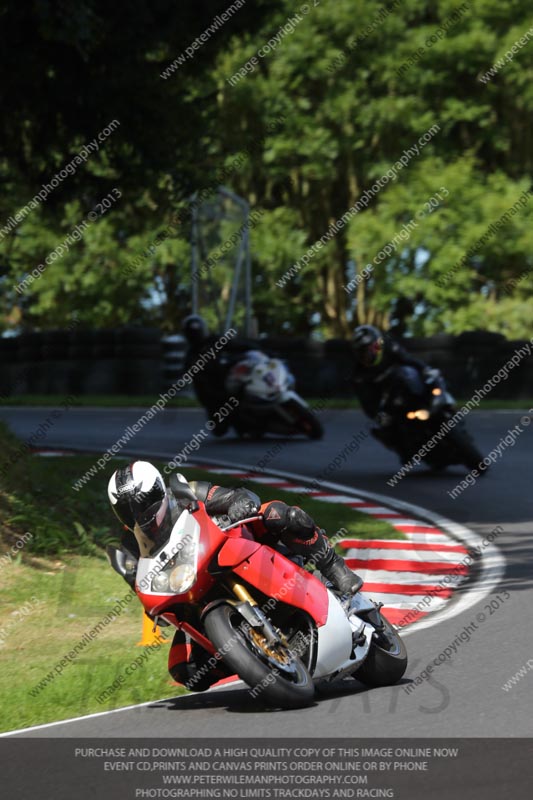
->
213, 0, 533, 336
2, 0, 533, 338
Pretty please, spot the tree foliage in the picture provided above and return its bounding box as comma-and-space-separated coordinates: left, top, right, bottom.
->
1, 0, 532, 337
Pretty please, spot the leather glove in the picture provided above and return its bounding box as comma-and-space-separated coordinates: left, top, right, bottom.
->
227, 490, 260, 522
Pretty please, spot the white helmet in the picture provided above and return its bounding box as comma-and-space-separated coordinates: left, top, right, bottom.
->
108, 461, 170, 547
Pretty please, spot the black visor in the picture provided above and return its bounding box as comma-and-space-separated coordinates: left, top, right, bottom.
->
136, 494, 173, 551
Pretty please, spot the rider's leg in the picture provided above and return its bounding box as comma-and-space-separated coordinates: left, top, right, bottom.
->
262, 501, 362, 595
387, 365, 426, 410
168, 630, 228, 691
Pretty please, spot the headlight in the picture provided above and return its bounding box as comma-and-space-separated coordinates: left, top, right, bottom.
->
152, 572, 170, 592
169, 564, 196, 594
147, 521, 200, 594
407, 409, 430, 421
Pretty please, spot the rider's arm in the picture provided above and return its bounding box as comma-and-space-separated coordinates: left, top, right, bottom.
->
192, 483, 261, 521
389, 341, 428, 373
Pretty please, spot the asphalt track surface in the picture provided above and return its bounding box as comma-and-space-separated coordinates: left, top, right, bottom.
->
1, 406, 532, 738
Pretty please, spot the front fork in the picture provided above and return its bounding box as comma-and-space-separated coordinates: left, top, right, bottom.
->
166, 577, 285, 656
225, 576, 283, 646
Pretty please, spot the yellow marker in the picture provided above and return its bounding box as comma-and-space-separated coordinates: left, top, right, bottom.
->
136, 612, 162, 646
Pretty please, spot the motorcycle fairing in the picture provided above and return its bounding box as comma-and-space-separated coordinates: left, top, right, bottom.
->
217, 536, 262, 567
136, 507, 224, 612
313, 589, 358, 678
135, 509, 200, 595
219, 537, 330, 626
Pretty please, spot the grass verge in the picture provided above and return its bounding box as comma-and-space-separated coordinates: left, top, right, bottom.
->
0, 557, 175, 734
0, 394, 199, 408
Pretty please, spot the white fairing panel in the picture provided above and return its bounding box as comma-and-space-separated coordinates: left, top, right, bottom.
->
313, 590, 355, 678
135, 509, 200, 596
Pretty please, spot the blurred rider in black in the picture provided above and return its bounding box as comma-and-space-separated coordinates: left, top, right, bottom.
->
182, 314, 256, 435
350, 325, 436, 455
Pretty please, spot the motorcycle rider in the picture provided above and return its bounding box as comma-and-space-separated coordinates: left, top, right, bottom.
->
350, 325, 437, 456
108, 460, 362, 691
182, 314, 258, 436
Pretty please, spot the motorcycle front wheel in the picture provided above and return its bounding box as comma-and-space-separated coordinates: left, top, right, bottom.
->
354, 613, 408, 688
281, 400, 324, 440
203, 603, 315, 708
446, 425, 485, 472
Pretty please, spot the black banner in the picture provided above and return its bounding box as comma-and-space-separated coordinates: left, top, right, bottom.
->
2, 738, 532, 799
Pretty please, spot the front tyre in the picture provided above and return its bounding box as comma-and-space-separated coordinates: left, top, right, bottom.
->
282, 400, 324, 439
203, 603, 315, 709
355, 614, 407, 687
298, 407, 324, 440
446, 426, 485, 472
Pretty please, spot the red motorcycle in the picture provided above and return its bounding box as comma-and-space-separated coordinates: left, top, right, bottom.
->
108, 476, 407, 709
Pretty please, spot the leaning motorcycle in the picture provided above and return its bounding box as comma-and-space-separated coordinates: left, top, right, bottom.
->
223, 351, 323, 440
373, 369, 484, 471
107, 476, 407, 709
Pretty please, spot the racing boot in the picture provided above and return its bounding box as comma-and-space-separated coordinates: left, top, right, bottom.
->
314, 541, 363, 596
263, 502, 363, 597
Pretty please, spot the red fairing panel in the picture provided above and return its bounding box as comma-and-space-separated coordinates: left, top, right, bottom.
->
219, 538, 329, 627
218, 536, 262, 567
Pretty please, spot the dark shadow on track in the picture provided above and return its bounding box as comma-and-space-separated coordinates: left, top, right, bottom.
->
148, 676, 412, 715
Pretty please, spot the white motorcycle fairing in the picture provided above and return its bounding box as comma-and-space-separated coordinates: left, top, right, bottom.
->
135, 509, 200, 597
312, 589, 377, 680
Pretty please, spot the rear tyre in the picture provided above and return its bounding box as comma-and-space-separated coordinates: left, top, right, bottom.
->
203, 603, 315, 708
355, 614, 407, 687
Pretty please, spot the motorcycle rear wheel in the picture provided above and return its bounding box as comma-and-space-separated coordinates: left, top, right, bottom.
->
204, 603, 315, 708
354, 614, 407, 688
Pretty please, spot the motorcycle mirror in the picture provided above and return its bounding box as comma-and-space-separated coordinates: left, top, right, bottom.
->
106, 545, 128, 578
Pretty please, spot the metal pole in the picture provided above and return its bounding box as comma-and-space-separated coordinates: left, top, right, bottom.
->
218, 187, 251, 335
244, 222, 252, 337
190, 192, 199, 314
225, 234, 246, 332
